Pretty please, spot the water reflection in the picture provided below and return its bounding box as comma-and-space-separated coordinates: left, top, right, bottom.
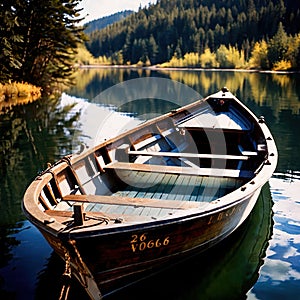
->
68, 68, 300, 119
0, 95, 81, 225
248, 177, 300, 299
0, 222, 52, 299
0, 95, 82, 297
68, 68, 158, 100
60, 93, 142, 149
89, 77, 202, 117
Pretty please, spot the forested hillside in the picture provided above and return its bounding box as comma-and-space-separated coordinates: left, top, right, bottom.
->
85, 0, 300, 69
84, 10, 133, 34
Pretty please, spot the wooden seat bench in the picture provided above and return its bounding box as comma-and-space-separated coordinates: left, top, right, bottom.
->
104, 161, 254, 178
128, 150, 250, 160
62, 194, 201, 210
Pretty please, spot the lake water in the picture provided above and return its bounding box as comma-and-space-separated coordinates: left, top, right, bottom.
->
0, 68, 300, 299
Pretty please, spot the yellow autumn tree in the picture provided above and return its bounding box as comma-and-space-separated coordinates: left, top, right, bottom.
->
285, 33, 300, 69
272, 60, 292, 71
248, 40, 269, 69
200, 48, 219, 68
216, 45, 246, 68
183, 53, 201, 67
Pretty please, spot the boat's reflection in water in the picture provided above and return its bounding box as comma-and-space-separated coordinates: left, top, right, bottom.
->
35, 183, 273, 300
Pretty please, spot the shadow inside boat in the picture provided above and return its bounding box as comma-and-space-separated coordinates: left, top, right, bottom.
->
34, 183, 273, 300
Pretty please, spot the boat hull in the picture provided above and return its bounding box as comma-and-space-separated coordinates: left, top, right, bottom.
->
38, 185, 261, 297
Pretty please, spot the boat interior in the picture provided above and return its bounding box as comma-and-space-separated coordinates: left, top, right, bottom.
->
38, 96, 268, 227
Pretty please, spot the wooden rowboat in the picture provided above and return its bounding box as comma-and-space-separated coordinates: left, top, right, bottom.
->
23, 87, 277, 299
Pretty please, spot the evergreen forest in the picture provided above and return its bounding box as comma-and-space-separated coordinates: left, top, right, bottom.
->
0, 0, 85, 90
85, 0, 300, 70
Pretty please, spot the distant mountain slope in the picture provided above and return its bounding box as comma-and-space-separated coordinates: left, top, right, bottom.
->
84, 10, 133, 34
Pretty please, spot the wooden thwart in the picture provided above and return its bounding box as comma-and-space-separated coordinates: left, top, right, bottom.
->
128, 150, 249, 160
105, 161, 254, 178
62, 194, 201, 210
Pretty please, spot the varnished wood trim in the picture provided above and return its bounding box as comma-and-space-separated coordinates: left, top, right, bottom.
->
45, 209, 155, 223
104, 161, 253, 178
128, 150, 249, 160
62, 194, 201, 210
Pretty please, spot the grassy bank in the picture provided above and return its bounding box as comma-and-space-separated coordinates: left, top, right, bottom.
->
0, 82, 42, 111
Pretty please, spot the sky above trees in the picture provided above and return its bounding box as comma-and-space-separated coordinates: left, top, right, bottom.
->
79, 0, 157, 23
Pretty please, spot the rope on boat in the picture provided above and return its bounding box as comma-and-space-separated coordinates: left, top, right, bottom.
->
68, 239, 90, 283
59, 239, 103, 300
59, 249, 72, 300
59, 214, 111, 232
85, 215, 110, 224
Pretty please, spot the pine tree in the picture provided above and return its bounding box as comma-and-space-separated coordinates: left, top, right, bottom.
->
268, 22, 289, 67
0, 1, 23, 83
0, 0, 86, 89
148, 34, 159, 64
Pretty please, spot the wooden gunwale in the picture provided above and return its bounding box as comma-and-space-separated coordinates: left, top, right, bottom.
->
44, 209, 155, 223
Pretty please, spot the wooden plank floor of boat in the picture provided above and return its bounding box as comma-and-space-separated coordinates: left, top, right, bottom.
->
79, 172, 243, 218
50, 171, 246, 224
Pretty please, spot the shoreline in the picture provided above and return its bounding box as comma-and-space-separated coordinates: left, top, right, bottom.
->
78, 64, 300, 74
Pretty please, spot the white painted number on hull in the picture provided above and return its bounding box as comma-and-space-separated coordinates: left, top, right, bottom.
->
130, 233, 170, 252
